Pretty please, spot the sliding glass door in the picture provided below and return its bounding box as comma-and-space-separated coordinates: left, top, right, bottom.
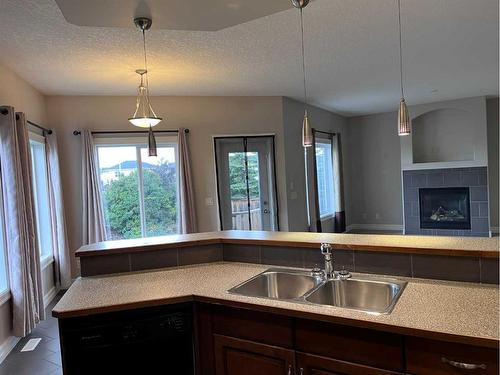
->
215, 136, 278, 231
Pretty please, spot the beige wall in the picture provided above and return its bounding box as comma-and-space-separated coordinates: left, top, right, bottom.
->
45, 95, 288, 275
0, 63, 56, 350
0, 64, 46, 124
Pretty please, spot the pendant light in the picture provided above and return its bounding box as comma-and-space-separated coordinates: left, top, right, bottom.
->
129, 17, 161, 156
397, 0, 411, 136
291, 0, 313, 148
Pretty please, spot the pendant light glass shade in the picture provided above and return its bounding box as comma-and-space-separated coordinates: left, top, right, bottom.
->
148, 125, 157, 156
129, 70, 162, 128
302, 110, 313, 147
398, 98, 411, 136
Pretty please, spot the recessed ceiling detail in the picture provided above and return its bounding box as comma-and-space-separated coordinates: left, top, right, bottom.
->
54, 0, 312, 31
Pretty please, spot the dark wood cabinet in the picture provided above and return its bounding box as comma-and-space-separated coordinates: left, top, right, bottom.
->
214, 334, 295, 375
195, 303, 498, 375
406, 337, 499, 375
295, 319, 404, 372
296, 352, 402, 375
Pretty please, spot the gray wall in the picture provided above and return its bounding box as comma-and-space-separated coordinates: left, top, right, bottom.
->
487, 98, 499, 229
282, 98, 347, 232
344, 97, 499, 231
344, 111, 403, 227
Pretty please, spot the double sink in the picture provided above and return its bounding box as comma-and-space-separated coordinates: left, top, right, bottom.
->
228, 268, 407, 314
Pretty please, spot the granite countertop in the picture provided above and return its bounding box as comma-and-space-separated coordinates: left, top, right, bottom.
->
75, 230, 500, 257
53, 262, 499, 347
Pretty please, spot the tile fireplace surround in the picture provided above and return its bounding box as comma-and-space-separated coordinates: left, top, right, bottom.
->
403, 167, 490, 237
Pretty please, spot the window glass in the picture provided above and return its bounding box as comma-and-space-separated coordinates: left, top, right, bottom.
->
97, 141, 178, 240
97, 146, 141, 240
315, 139, 335, 218
140, 146, 178, 236
30, 139, 54, 260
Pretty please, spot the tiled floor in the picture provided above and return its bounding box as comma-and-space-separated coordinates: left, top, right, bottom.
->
0, 293, 63, 375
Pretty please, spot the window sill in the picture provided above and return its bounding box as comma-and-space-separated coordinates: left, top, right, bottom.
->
40, 255, 55, 270
0, 290, 11, 306
320, 214, 334, 220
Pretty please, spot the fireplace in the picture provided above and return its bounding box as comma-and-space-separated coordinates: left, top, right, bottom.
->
419, 187, 471, 230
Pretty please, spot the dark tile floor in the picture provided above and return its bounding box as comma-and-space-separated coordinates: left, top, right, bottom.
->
0, 293, 63, 375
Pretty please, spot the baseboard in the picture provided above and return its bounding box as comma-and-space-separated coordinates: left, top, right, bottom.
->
346, 223, 403, 232
43, 286, 58, 309
347, 224, 498, 235
0, 336, 20, 364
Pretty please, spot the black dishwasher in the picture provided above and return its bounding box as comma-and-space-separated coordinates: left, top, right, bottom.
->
58, 303, 194, 375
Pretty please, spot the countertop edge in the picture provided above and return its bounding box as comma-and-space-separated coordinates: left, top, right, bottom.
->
52, 293, 499, 349
75, 234, 500, 258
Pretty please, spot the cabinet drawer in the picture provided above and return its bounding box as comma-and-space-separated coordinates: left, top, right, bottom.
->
295, 319, 404, 372
406, 337, 499, 375
211, 305, 293, 348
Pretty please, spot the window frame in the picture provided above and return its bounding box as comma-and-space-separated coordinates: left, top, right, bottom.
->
315, 136, 336, 220
94, 136, 180, 239
28, 132, 55, 267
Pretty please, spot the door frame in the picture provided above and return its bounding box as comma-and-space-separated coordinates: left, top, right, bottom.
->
213, 134, 280, 231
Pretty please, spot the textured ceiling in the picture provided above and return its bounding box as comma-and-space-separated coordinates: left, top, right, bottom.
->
0, 0, 498, 115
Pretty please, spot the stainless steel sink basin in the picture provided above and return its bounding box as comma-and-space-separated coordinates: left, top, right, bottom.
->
228, 268, 407, 315
228, 269, 323, 300
305, 276, 407, 314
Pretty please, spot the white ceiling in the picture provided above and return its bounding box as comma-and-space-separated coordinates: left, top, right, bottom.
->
0, 0, 498, 116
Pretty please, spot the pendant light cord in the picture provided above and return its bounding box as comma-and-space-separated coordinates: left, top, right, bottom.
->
299, 7, 308, 111
141, 27, 158, 118
142, 29, 150, 90
398, 0, 405, 99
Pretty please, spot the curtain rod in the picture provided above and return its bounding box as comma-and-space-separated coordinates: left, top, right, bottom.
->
73, 129, 189, 136
312, 129, 336, 136
0, 109, 53, 135
27, 120, 53, 135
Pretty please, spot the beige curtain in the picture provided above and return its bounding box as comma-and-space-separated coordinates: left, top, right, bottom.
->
0, 107, 45, 337
81, 129, 106, 244
331, 133, 346, 232
45, 130, 72, 288
178, 128, 197, 233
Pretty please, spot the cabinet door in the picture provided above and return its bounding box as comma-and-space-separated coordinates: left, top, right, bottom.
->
406, 337, 499, 375
296, 352, 402, 375
214, 334, 295, 375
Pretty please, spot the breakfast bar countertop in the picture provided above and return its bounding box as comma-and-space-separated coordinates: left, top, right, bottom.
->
74, 230, 500, 258
52, 262, 499, 348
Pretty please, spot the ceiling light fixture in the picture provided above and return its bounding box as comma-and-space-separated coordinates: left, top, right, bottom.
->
291, 0, 313, 148
397, 0, 410, 136
129, 17, 162, 156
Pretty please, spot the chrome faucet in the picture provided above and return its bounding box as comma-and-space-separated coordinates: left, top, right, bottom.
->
320, 243, 334, 278
320, 243, 352, 280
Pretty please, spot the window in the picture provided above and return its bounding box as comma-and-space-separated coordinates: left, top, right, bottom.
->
29, 135, 54, 262
96, 138, 178, 240
315, 138, 335, 218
